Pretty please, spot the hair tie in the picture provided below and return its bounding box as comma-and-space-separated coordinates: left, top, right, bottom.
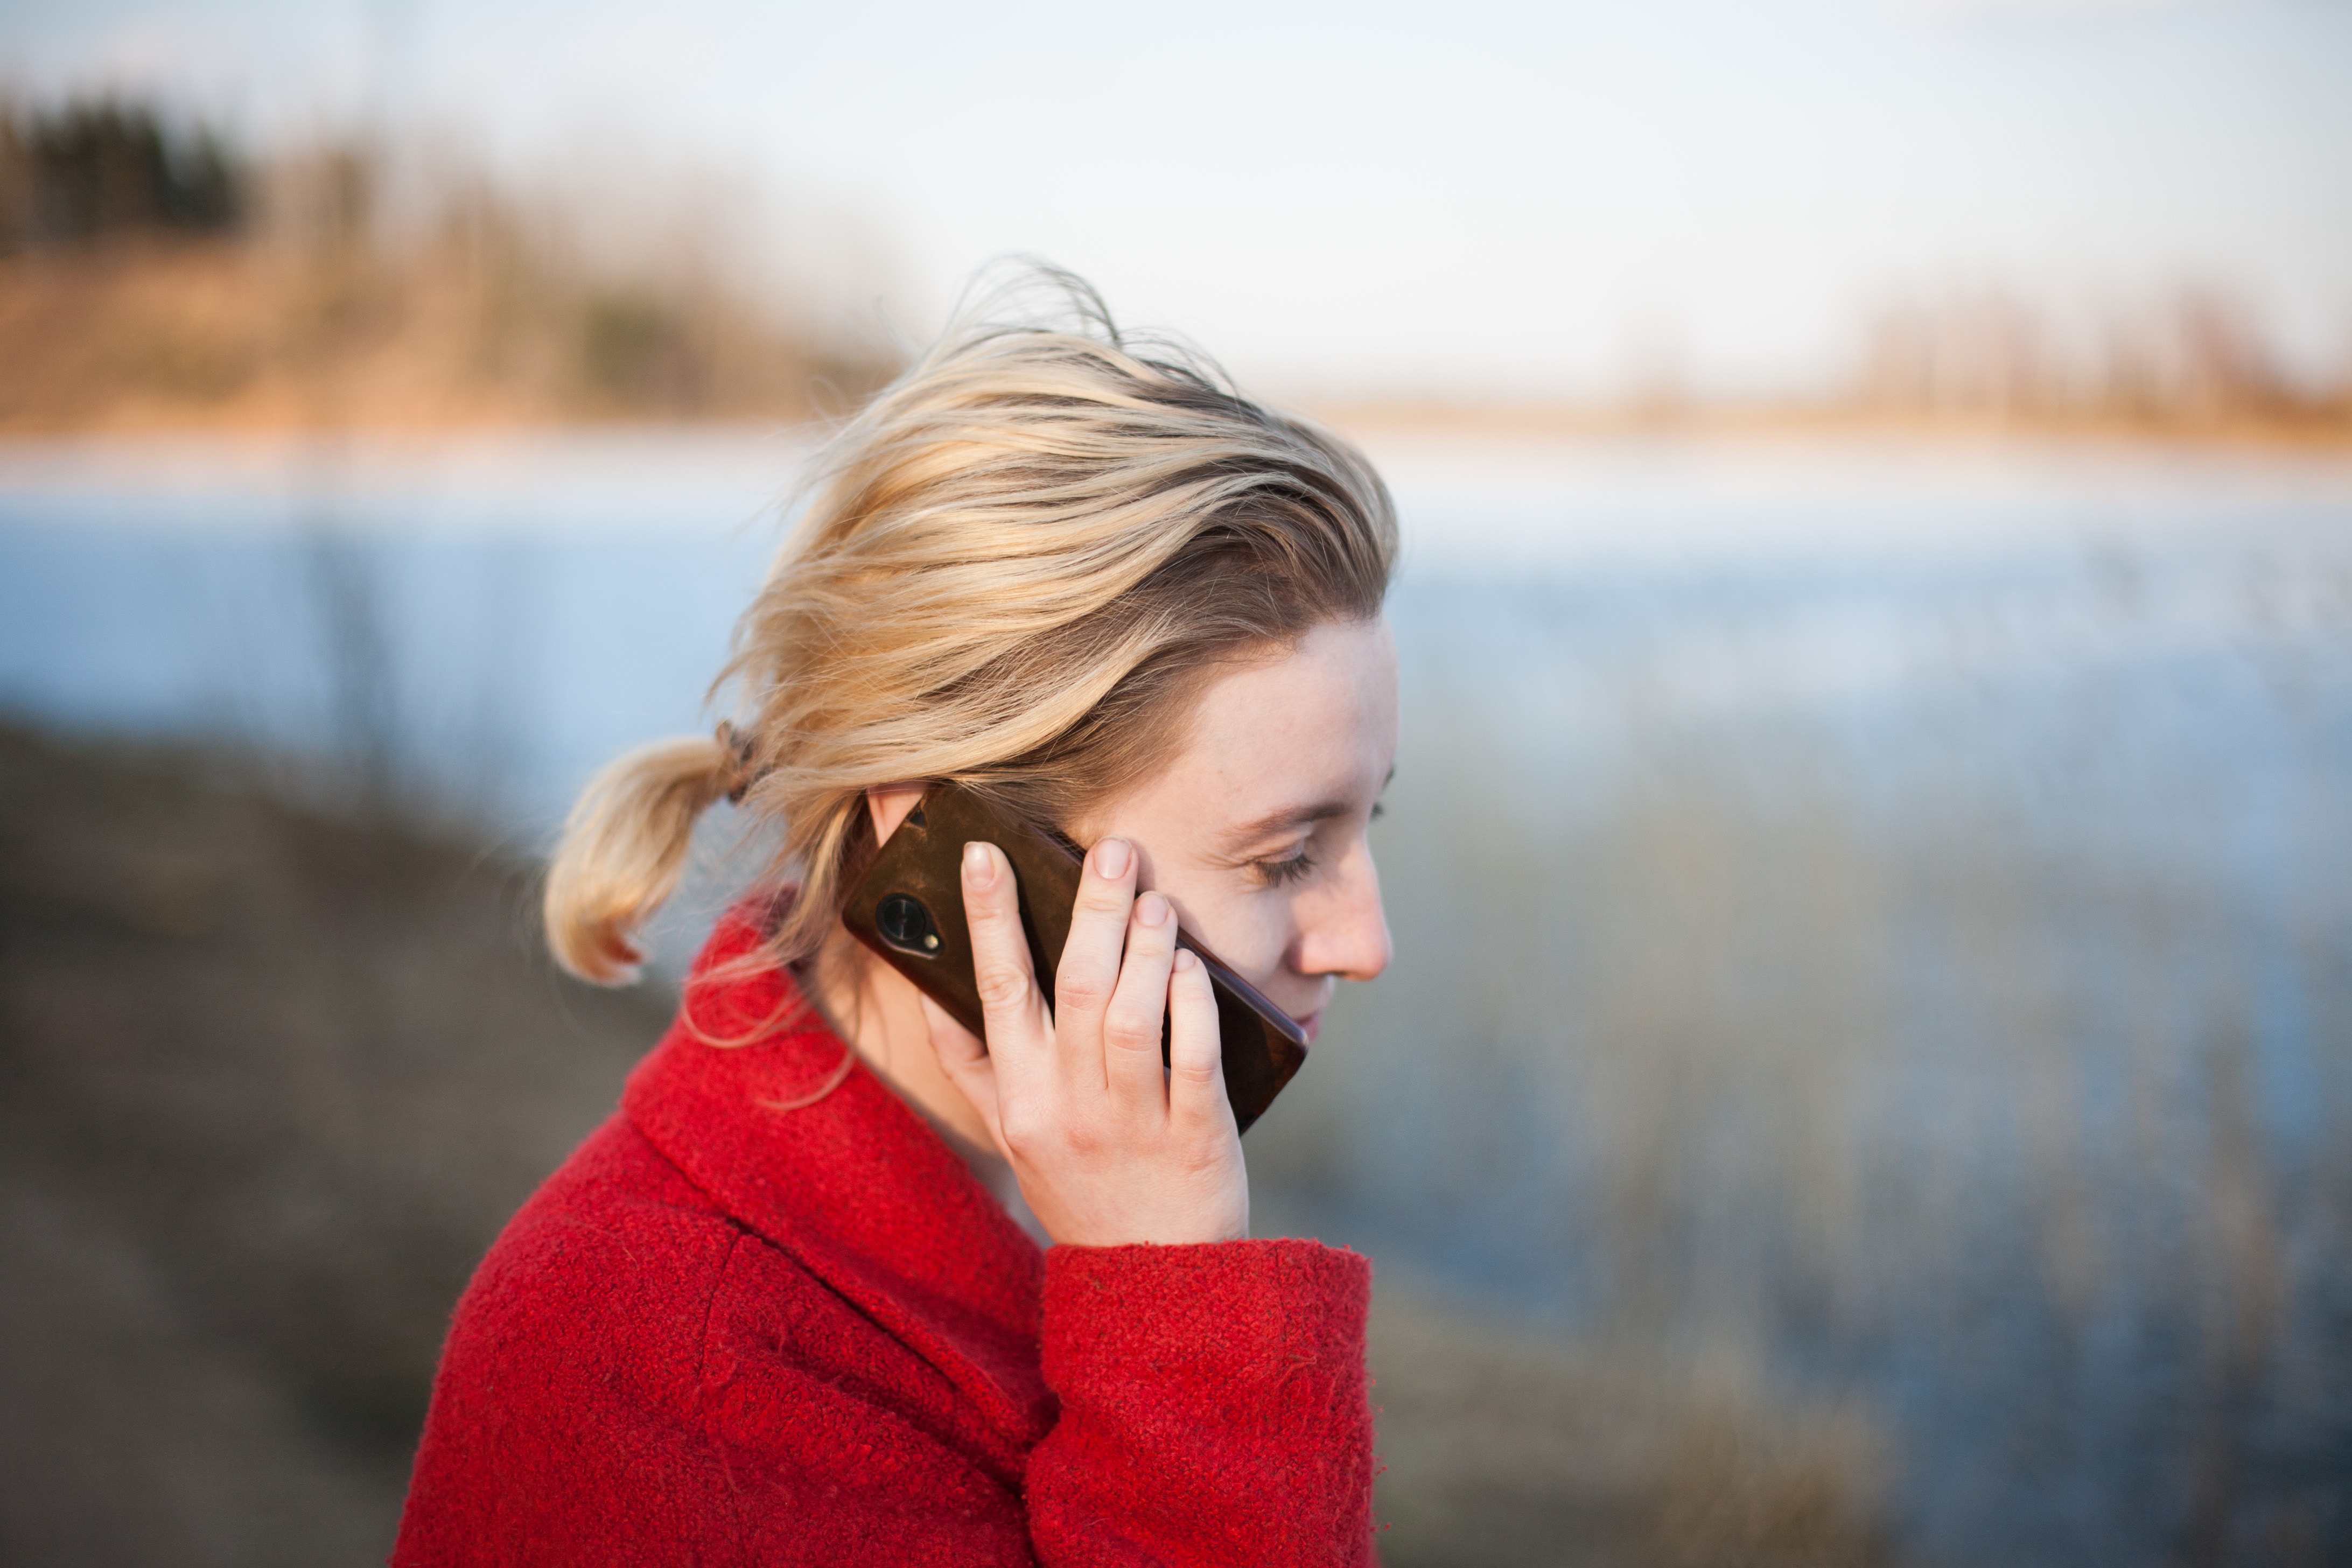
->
717, 722, 760, 804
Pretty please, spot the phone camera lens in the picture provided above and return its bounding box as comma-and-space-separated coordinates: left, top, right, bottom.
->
875, 893, 941, 955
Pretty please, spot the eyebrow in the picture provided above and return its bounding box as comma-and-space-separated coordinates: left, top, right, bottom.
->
1215, 767, 1396, 857
1218, 800, 1351, 856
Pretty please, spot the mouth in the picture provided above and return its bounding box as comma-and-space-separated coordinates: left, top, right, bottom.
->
1293, 1011, 1322, 1045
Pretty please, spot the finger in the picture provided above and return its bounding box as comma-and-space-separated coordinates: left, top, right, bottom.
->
1050, 837, 1139, 1067
1164, 949, 1234, 1139
918, 993, 1010, 1160
960, 840, 1053, 1095
1101, 891, 1179, 1118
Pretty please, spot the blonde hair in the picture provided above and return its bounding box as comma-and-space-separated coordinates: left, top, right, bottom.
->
544, 264, 1397, 986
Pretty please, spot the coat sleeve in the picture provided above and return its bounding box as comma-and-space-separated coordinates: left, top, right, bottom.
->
1025, 1239, 1376, 1567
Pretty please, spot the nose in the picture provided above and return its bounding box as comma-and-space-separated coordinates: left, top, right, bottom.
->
1293, 850, 1392, 984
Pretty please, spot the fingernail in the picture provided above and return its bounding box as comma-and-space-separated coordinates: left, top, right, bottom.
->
1173, 948, 1199, 972
1136, 892, 1169, 927
962, 841, 993, 885
1094, 837, 1131, 879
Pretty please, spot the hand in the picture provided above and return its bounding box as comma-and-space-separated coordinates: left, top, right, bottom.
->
920, 835, 1248, 1247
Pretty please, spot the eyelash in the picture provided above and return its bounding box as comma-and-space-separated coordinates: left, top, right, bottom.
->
1250, 801, 1387, 888
1251, 848, 1318, 888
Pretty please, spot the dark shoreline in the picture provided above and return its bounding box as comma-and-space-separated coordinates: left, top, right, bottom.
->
0, 723, 665, 1563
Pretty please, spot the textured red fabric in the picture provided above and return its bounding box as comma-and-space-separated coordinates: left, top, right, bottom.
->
395, 907, 1376, 1566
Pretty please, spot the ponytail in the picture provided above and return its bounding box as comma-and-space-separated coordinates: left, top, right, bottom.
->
544, 733, 742, 985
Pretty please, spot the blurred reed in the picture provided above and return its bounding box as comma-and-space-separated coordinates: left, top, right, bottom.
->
1249, 579, 2352, 1562
1855, 285, 2348, 438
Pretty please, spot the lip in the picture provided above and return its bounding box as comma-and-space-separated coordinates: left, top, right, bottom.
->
1293, 1011, 1322, 1045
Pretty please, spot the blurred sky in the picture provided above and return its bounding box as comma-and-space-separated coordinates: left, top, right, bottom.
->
4, 0, 2349, 402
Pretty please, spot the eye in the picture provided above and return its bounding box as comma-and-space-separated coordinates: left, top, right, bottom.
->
1251, 847, 1318, 888
1371, 801, 1385, 822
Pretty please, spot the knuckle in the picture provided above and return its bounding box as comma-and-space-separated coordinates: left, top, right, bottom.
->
1173, 1140, 1223, 1177
996, 1102, 1046, 1152
968, 899, 1019, 933
974, 963, 1030, 1012
1075, 884, 1130, 915
1103, 1009, 1162, 1054
1053, 972, 1110, 1013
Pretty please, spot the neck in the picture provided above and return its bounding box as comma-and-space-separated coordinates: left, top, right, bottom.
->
814, 934, 996, 1153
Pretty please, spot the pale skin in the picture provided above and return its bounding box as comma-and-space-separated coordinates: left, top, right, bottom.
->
818, 616, 1399, 1248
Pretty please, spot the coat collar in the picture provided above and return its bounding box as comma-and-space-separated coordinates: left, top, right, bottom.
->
622, 900, 1052, 1443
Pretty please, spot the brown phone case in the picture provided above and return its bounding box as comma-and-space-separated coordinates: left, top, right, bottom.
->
839, 783, 1310, 1135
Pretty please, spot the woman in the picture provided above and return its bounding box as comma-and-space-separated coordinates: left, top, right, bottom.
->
396, 269, 1399, 1565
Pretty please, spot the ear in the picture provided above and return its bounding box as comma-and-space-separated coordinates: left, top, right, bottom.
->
865, 782, 928, 846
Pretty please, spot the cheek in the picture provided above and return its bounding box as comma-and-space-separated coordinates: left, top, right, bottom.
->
1157, 876, 1292, 984
1200, 892, 1299, 988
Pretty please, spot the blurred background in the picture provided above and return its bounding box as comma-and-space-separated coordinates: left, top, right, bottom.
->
3, 2, 2350, 1564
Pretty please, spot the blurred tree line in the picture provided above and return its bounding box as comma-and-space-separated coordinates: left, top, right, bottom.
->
0, 100, 243, 247
4, 97, 2342, 440
0, 97, 898, 431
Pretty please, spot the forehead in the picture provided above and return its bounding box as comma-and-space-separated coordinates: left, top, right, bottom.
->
1139, 618, 1399, 822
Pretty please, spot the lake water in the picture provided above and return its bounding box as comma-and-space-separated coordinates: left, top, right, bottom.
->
5, 427, 2350, 1563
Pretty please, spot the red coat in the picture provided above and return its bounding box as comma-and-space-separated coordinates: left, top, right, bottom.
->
395, 908, 1376, 1565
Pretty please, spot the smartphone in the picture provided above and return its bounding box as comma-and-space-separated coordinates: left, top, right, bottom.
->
839, 782, 1310, 1135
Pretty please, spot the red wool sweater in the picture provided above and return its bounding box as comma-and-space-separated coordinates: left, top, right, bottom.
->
395, 909, 1377, 1565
